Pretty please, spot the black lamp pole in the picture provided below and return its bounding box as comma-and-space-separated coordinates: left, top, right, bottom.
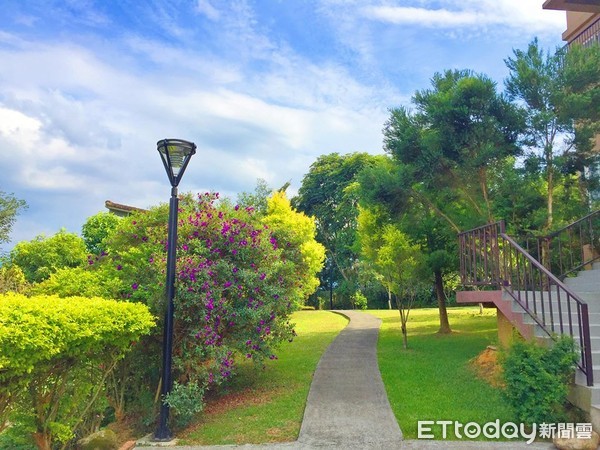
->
154, 139, 196, 441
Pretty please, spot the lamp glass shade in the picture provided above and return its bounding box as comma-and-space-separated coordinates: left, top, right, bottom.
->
157, 139, 196, 186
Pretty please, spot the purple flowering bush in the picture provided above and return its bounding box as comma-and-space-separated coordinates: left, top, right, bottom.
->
103, 193, 305, 426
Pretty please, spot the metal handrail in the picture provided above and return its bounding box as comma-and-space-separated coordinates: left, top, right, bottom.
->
539, 210, 600, 279
459, 221, 594, 386
569, 16, 600, 47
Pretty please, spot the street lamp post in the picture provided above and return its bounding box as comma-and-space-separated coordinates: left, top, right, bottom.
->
154, 139, 196, 441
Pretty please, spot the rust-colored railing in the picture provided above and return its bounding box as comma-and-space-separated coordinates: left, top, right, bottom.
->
459, 221, 594, 386
538, 210, 600, 280
570, 16, 600, 48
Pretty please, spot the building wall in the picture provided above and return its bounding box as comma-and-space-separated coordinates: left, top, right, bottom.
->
563, 11, 600, 44
560, 10, 600, 200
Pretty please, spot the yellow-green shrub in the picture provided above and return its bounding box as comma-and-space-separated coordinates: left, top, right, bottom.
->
0, 294, 155, 449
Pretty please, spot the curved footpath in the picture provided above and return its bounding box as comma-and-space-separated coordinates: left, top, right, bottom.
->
136, 310, 554, 449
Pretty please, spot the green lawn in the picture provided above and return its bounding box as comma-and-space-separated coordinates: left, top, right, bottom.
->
372, 307, 517, 439
179, 310, 348, 445
181, 307, 516, 444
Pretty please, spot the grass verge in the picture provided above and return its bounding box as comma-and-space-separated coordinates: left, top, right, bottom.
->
179, 310, 348, 445
372, 307, 516, 440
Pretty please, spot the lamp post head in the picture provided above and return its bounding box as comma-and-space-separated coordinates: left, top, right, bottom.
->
157, 139, 196, 187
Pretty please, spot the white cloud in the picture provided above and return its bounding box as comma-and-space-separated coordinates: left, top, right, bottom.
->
0, 13, 390, 251
0, 0, 567, 252
362, 0, 565, 33
196, 0, 221, 21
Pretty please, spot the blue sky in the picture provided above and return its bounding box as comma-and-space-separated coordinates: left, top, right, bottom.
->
0, 0, 566, 252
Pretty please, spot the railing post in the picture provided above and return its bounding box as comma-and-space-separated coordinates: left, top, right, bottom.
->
581, 303, 594, 387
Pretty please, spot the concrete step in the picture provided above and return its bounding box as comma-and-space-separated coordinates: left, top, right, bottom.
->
532, 323, 600, 342
572, 283, 600, 293
575, 366, 600, 390
563, 276, 600, 286
512, 291, 600, 315
515, 306, 600, 320
511, 288, 599, 300
574, 269, 600, 279
523, 316, 600, 338
572, 292, 600, 302
565, 269, 600, 281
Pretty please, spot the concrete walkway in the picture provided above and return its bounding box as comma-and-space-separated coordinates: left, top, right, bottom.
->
136, 310, 555, 449
296, 310, 403, 448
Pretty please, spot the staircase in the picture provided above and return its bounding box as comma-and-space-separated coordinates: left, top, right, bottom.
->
494, 263, 600, 423
563, 263, 600, 418
458, 211, 600, 426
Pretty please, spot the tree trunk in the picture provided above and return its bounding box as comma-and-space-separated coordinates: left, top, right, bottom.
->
395, 294, 409, 349
329, 259, 333, 310
546, 145, 554, 230
33, 432, 51, 450
479, 167, 493, 223
548, 167, 554, 230
387, 287, 392, 310
435, 269, 451, 334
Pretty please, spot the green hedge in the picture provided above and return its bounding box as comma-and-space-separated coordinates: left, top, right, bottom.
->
502, 335, 578, 425
0, 294, 155, 449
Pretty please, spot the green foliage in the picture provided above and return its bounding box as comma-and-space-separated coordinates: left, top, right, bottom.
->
263, 191, 326, 306
10, 230, 87, 283
504, 38, 590, 228
0, 264, 28, 294
502, 335, 578, 425
357, 209, 426, 346
293, 152, 379, 306
164, 382, 206, 428
560, 43, 600, 204
81, 212, 122, 255
236, 178, 273, 215
31, 266, 122, 298
559, 43, 600, 146
0, 191, 27, 245
0, 293, 155, 448
361, 70, 524, 332
91, 192, 323, 429
384, 69, 523, 228
351, 291, 367, 310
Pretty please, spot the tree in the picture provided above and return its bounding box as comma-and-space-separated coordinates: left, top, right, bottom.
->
356, 206, 390, 308
10, 230, 87, 283
236, 178, 274, 215
77, 192, 322, 423
357, 207, 424, 347
358, 70, 523, 333
504, 38, 587, 230
0, 265, 28, 294
559, 42, 600, 206
262, 191, 326, 306
0, 192, 27, 245
293, 152, 378, 308
380, 227, 426, 350
81, 212, 121, 254
385, 69, 523, 228
0, 294, 154, 450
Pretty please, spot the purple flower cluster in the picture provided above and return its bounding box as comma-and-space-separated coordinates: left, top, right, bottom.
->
110, 192, 297, 392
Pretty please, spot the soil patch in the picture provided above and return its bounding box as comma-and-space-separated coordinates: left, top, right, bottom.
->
469, 345, 504, 388
203, 386, 283, 415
